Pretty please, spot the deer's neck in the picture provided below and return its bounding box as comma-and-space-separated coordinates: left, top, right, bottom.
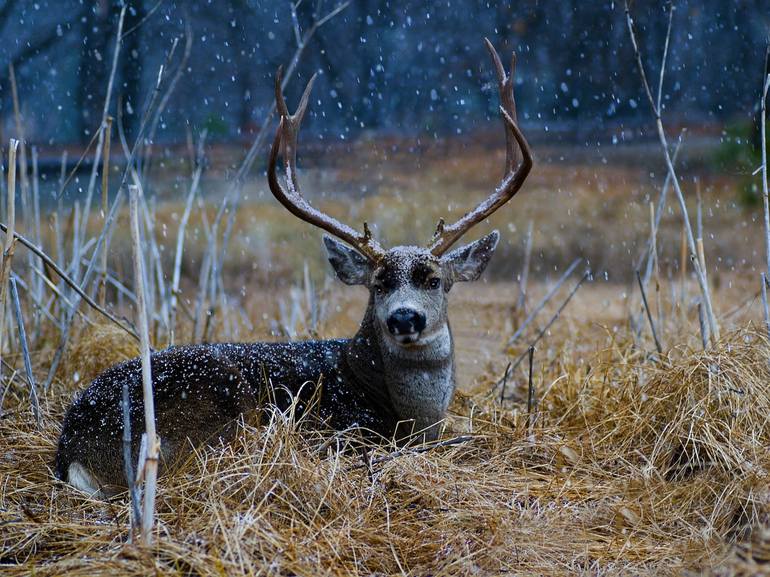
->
345, 301, 455, 440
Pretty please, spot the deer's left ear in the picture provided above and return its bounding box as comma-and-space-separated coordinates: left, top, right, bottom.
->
442, 230, 499, 283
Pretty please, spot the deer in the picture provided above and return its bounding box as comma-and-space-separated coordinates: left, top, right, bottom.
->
54, 39, 532, 498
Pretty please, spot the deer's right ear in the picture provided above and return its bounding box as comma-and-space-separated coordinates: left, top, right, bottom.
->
323, 236, 372, 285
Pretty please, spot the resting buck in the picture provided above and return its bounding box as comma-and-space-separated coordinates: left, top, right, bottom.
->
55, 39, 532, 497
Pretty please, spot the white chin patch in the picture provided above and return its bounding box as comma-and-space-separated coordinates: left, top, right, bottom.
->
394, 333, 420, 345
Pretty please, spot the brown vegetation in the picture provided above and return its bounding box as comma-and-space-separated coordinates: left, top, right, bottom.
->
2, 285, 770, 575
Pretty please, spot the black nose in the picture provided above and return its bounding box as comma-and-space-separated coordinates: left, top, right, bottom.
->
387, 308, 426, 335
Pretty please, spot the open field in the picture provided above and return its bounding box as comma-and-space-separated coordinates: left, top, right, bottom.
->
2, 139, 770, 576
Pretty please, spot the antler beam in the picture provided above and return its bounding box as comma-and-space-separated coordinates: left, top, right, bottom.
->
267, 67, 385, 262
429, 38, 533, 256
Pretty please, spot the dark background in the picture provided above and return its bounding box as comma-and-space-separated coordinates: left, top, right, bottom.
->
1, 0, 768, 148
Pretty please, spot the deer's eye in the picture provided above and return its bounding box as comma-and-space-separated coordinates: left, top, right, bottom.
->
374, 285, 385, 296
428, 278, 441, 290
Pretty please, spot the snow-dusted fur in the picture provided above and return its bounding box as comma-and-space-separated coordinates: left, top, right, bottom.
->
55, 233, 498, 497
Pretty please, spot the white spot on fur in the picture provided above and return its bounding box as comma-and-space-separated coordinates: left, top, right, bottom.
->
67, 462, 103, 498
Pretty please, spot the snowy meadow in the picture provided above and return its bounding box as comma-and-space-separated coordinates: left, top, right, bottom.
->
2, 1, 770, 576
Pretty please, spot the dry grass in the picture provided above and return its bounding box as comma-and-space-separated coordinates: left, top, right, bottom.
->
3, 308, 770, 575
63, 323, 140, 387
1, 143, 768, 575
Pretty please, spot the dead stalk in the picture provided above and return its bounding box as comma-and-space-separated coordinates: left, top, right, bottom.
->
169, 131, 206, 344
636, 269, 663, 355
650, 201, 663, 335
526, 346, 536, 435
129, 184, 158, 546
498, 362, 512, 404
79, 6, 125, 251
517, 219, 533, 312
9, 276, 41, 427
506, 257, 582, 347
9, 64, 29, 227
55, 151, 67, 271
761, 62, 770, 291
0, 224, 138, 341
761, 273, 770, 340
697, 302, 709, 351
625, 1, 719, 344
98, 117, 113, 308
502, 270, 590, 381
639, 135, 683, 286
30, 147, 42, 303
122, 381, 141, 536
0, 139, 19, 382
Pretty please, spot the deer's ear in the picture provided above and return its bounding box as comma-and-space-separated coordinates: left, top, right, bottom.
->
323, 236, 372, 285
443, 230, 499, 283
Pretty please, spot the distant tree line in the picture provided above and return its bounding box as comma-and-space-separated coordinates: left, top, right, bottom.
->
0, 0, 768, 146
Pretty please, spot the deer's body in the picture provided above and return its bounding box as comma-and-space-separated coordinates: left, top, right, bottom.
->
55, 250, 462, 497
55, 39, 533, 499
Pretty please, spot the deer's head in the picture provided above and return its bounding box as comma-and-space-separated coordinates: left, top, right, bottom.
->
267, 39, 532, 350
322, 234, 498, 349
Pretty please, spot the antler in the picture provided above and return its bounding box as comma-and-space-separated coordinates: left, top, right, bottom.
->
267, 68, 385, 262
428, 38, 533, 256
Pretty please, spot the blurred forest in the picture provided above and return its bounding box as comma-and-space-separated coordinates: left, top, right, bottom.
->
1, 0, 769, 146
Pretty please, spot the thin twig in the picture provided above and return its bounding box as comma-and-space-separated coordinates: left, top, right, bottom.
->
517, 220, 533, 312
0, 139, 19, 385
78, 6, 126, 252
9, 276, 40, 427
0, 224, 138, 341
506, 258, 582, 347
636, 269, 663, 355
761, 59, 770, 288
625, 0, 719, 344
697, 302, 709, 351
98, 117, 113, 308
638, 132, 683, 284
122, 381, 141, 536
169, 131, 206, 344
30, 146, 42, 325
14, 270, 69, 328
500, 270, 591, 387
762, 273, 770, 340
498, 362, 511, 404
656, 2, 674, 113
130, 184, 158, 546
143, 26, 192, 175
526, 346, 536, 434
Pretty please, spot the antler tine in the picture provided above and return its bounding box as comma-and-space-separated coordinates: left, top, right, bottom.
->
484, 37, 519, 175
274, 68, 317, 195
267, 71, 385, 262
429, 39, 533, 257
274, 66, 290, 117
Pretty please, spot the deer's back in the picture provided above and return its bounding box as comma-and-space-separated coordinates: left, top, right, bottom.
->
55, 339, 396, 494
